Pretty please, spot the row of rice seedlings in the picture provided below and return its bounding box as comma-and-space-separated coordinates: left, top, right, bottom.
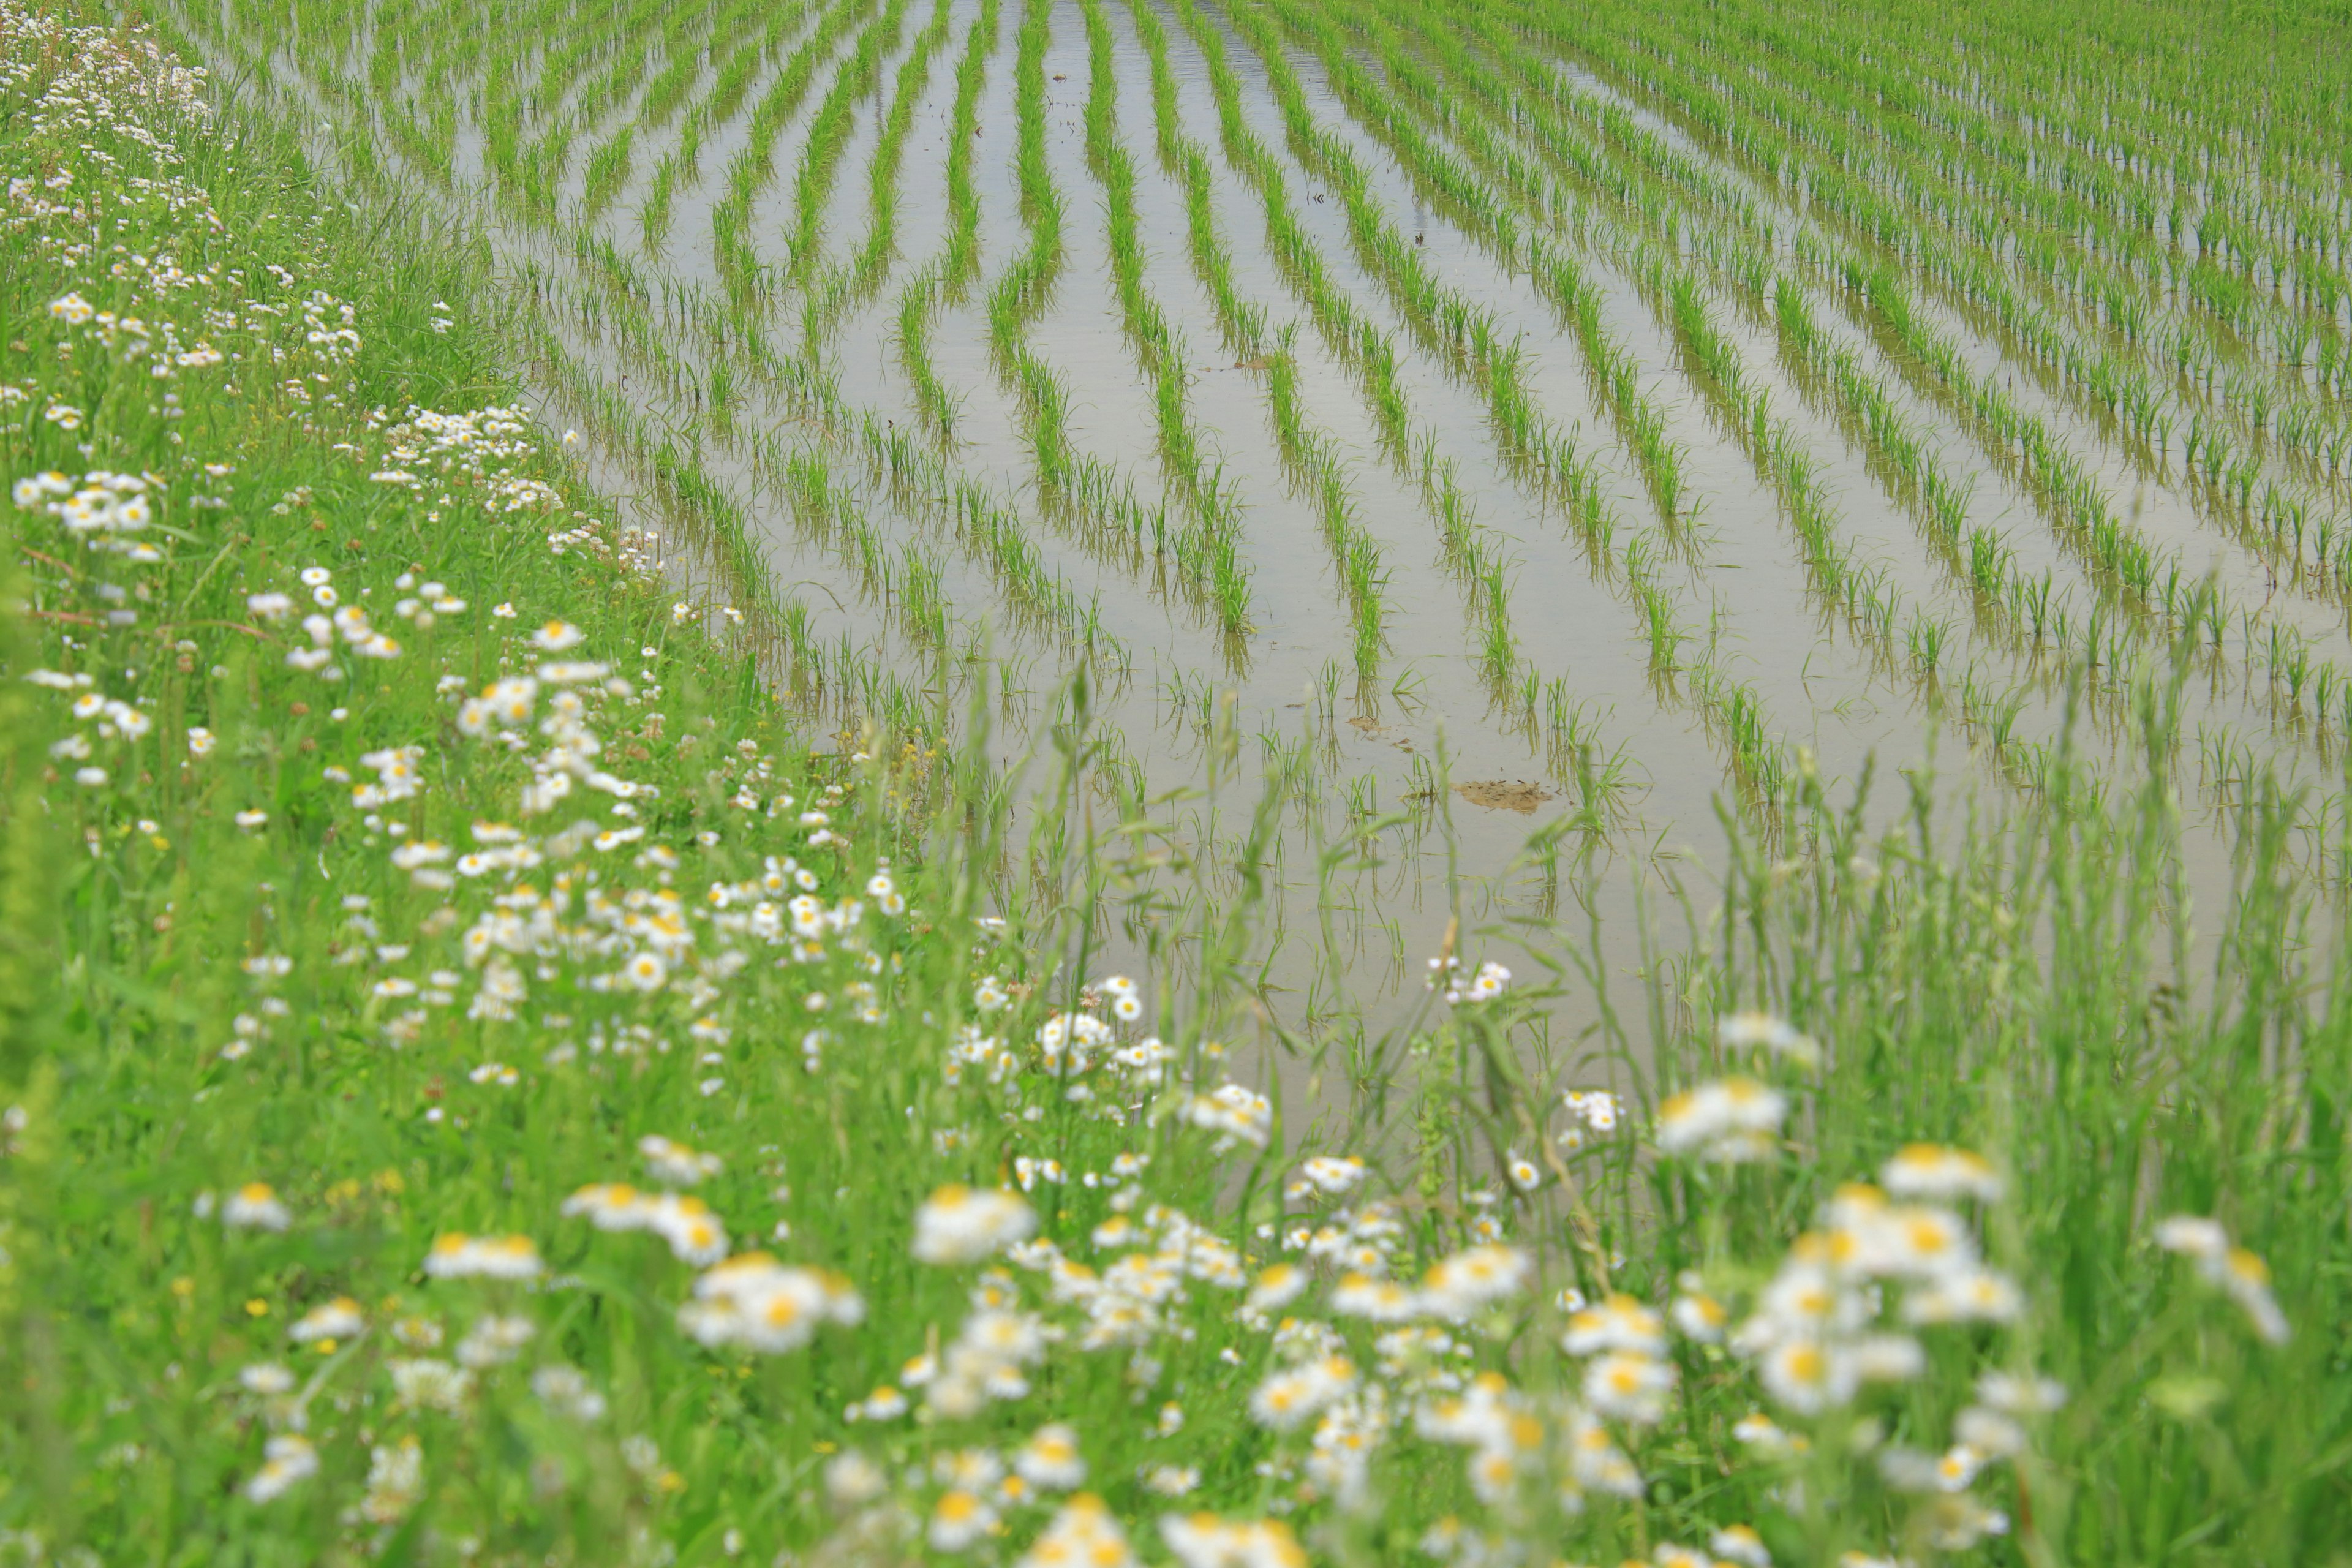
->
1172, 0, 1593, 717
636, 0, 818, 249
1425, 7, 2352, 734
710, 0, 881, 311
635, 0, 726, 129
1141, 0, 1630, 772
889, 0, 998, 442
1077, 1, 1194, 464
542, 194, 1157, 666
1840, 257, 2193, 611
979, 0, 1079, 491
1501, 54, 2339, 731
1197, 0, 1776, 778
1509, 0, 2352, 584
893, 262, 958, 440
1219, 2, 1801, 807
1665, 274, 1930, 678
809, 0, 954, 341
521, 0, 649, 124
1363, 13, 2153, 712
529, 227, 1125, 671
674, 0, 815, 177
1124, 0, 1267, 358
1169, 0, 1416, 457
1412, 440, 1528, 696
938, 0, 995, 293
1295, 0, 1693, 527
1730, 92, 2352, 573
1328, 3, 2170, 782
1834, 258, 2352, 724
783, 0, 915, 286
1770, 281, 2095, 654
1227, 2, 1626, 533
1075, 0, 1248, 628
1266, 328, 1389, 676
1691, 4, 2352, 378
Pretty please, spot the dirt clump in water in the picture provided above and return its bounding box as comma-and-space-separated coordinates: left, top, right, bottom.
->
1453, 780, 1553, 813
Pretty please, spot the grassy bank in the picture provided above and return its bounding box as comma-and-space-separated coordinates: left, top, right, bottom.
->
2, 9, 2350, 1567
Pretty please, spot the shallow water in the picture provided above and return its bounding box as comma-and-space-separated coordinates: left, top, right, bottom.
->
170, 0, 2352, 1098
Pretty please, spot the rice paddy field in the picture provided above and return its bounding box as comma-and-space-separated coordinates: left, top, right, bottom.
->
5, 0, 2352, 1562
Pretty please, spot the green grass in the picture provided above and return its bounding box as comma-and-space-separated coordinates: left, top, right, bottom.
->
6, 3, 2352, 1566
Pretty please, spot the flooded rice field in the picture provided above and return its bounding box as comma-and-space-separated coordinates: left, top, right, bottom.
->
167, 0, 2352, 1052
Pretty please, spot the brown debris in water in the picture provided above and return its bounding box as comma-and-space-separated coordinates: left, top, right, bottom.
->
1452, 780, 1554, 814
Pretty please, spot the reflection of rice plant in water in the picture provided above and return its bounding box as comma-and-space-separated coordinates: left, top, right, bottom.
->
30, 0, 2352, 1559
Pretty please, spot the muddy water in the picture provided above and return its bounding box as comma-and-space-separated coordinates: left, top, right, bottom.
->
167, 0, 2340, 1117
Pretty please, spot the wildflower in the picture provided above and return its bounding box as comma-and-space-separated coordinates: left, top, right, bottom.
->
1248, 1354, 1357, 1430
677, 1254, 861, 1352
1159, 1513, 1306, 1568
824, 1449, 888, 1509
1916, 1493, 2010, 1551
1016, 1424, 1087, 1490
222, 1182, 292, 1231
1332, 1273, 1422, 1322
1583, 1350, 1675, 1424
234, 809, 269, 831
1847, 1332, 1927, 1382
1420, 1245, 1532, 1321
360, 1436, 426, 1523
243, 1434, 318, 1504
848, 1385, 908, 1422
533, 1364, 608, 1420
530, 620, 586, 652
1954, 1404, 2028, 1458
913, 1185, 1037, 1265
1296, 1155, 1367, 1196
1758, 1337, 1856, 1414
1561, 1294, 1667, 1357
1019, 1494, 1136, 1568
1435, 959, 1511, 1005
2155, 1215, 2290, 1343
288, 1297, 363, 1343
422, 1232, 543, 1280
389, 1358, 474, 1412
1710, 1526, 1771, 1567
929, 1489, 997, 1552
1717, 1011, 1821, 1066
1731, 1409, 1804, 1456
1142, 1465, 1200, 1497
49, 292, 96, 324
636, 1193, 729, 1264
456, 1314, 537, 1368
1977, 1371, 2066, 1414
187, 726, 216, 757
1882, 1144, 2003, 1202
1903, 1267, 2022, 1325
639, 1133, 722, 1185
1671, 1292, 1728, 1343
239, 1362, 296, 1396
1245, 1263, 1309, 1314
1656, 1077, 1787, 1161
562, 1182, 650, 1231
1506, 1153, 1542, 1191
1185, 1082, 1272, 1147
